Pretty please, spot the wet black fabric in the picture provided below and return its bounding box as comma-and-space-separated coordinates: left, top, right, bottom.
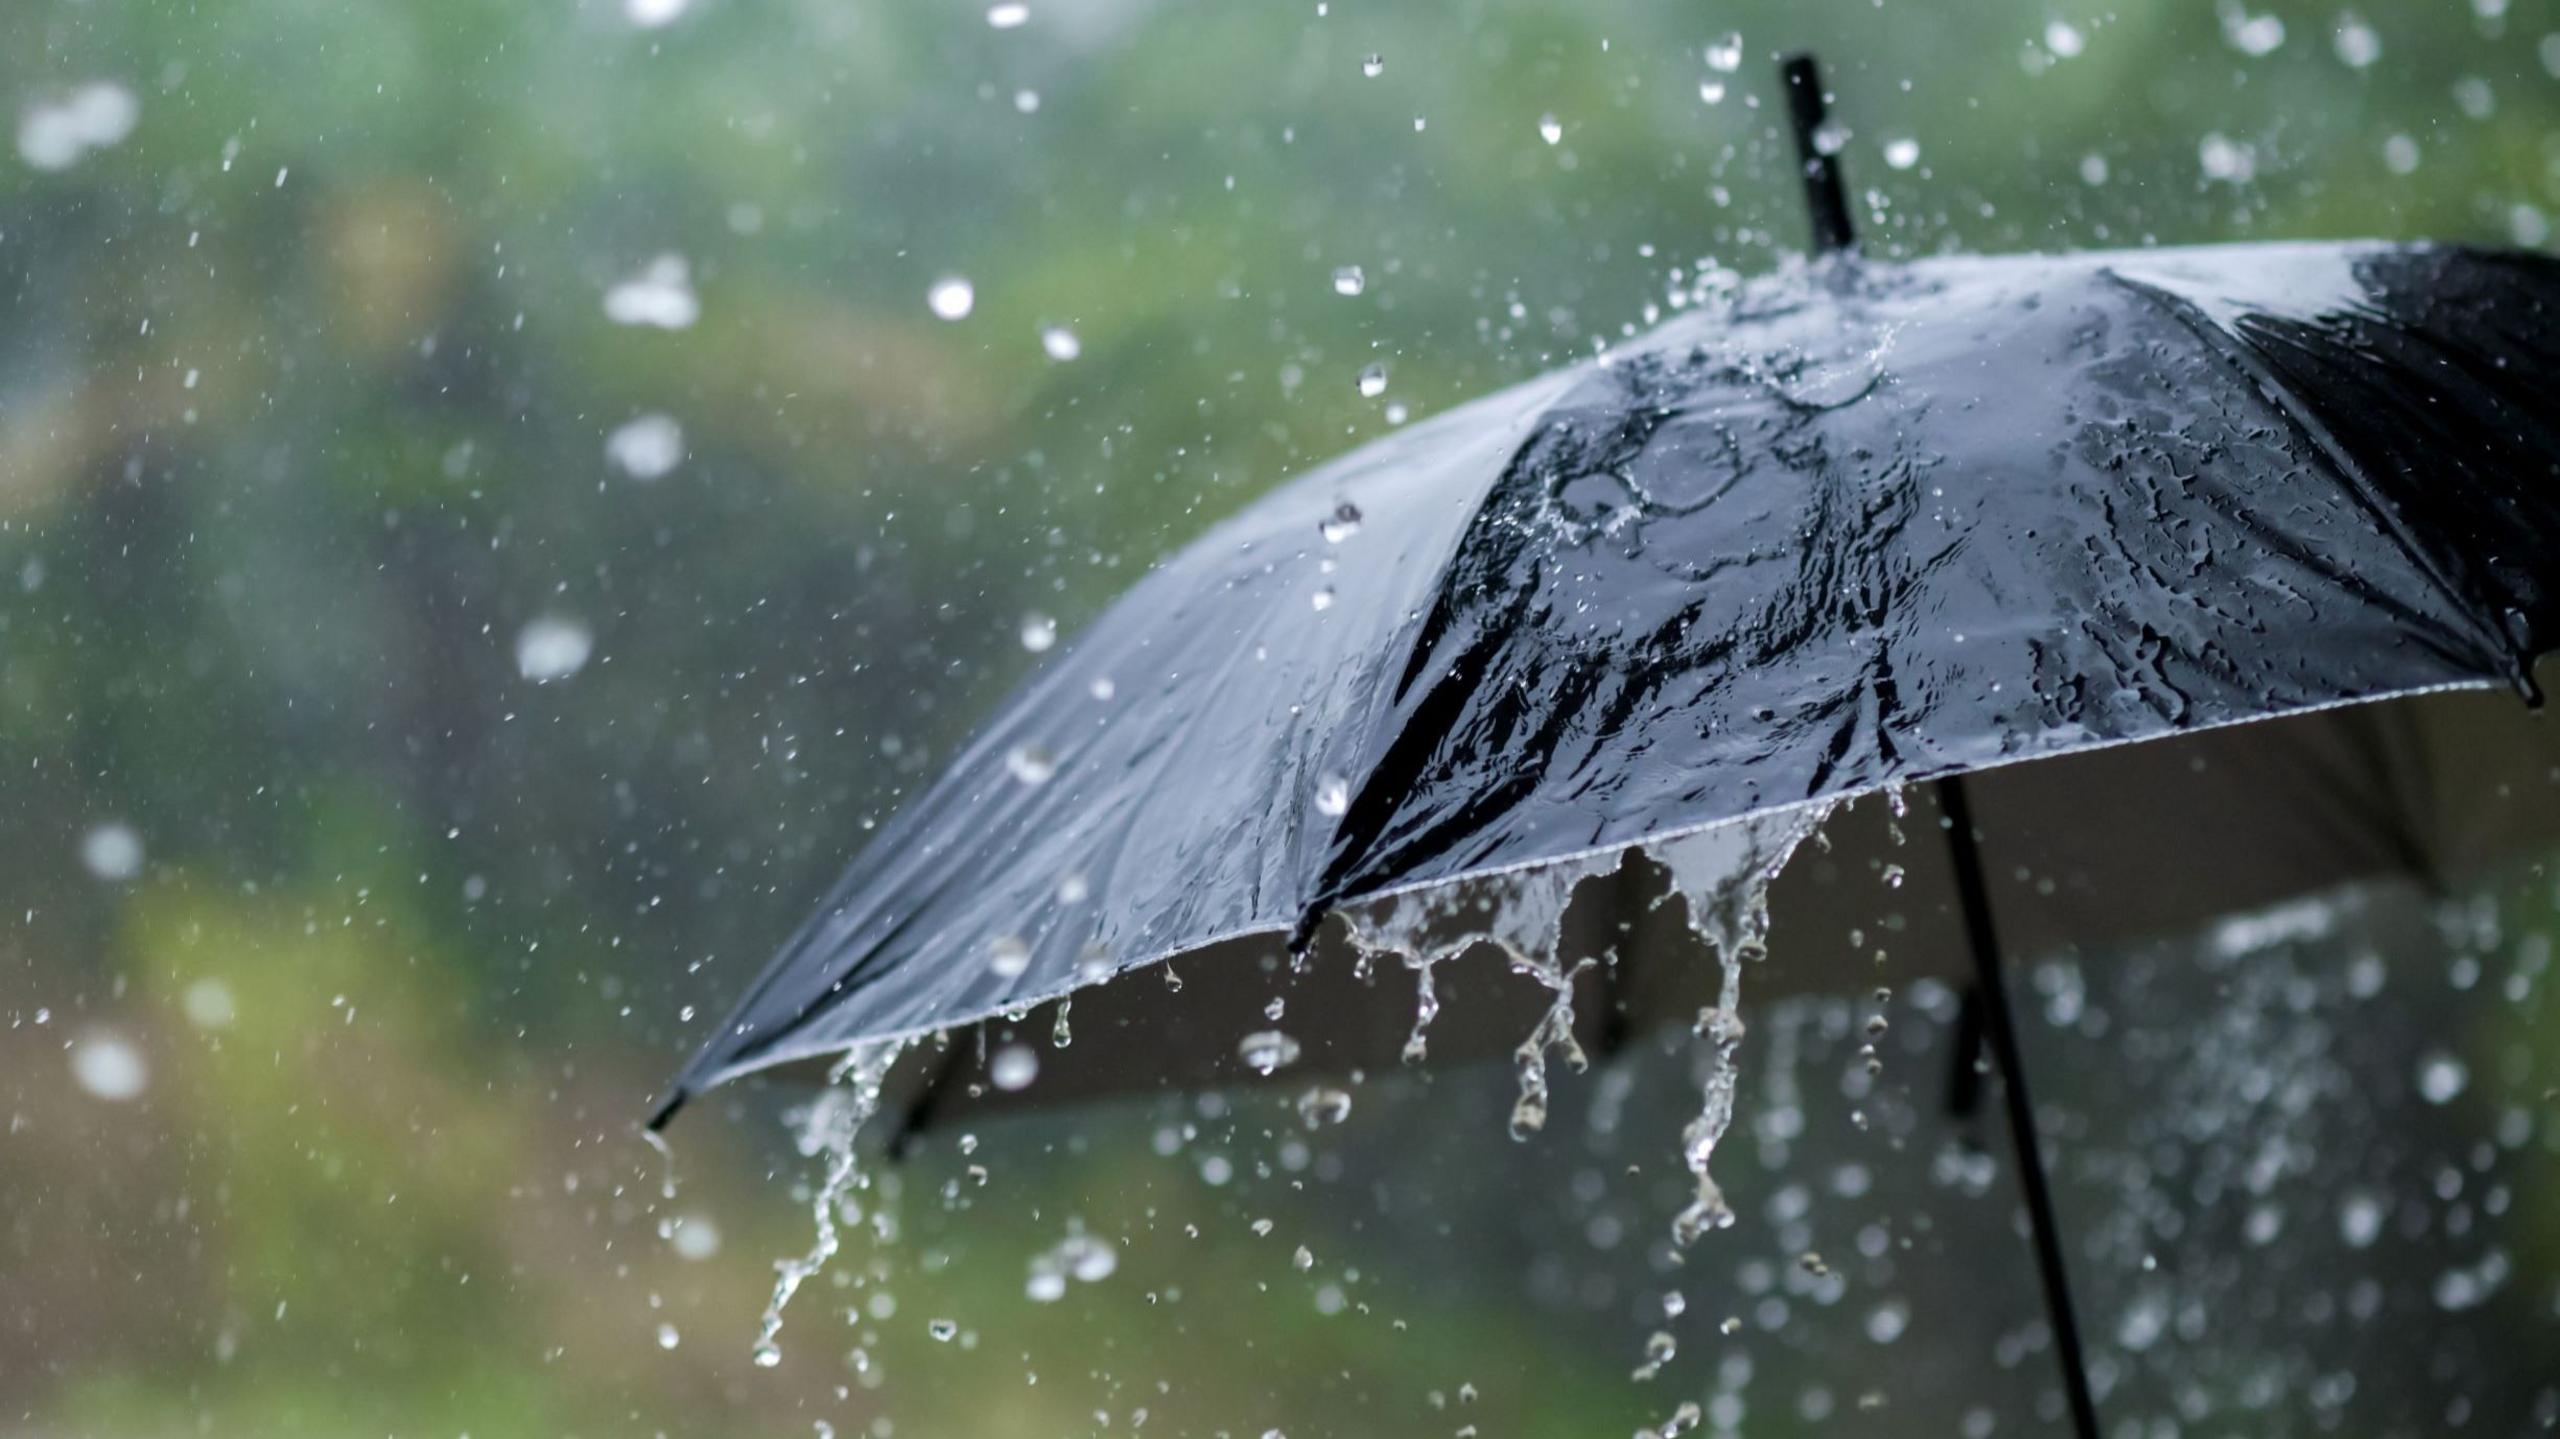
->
654, 242, 2560, 1124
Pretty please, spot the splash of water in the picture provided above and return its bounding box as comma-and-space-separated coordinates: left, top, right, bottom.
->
1342, 849, 1613, 1068
751, 1039, 906, 1368
1508, 953, 1596, 1138
1649, 805, 1834, 1252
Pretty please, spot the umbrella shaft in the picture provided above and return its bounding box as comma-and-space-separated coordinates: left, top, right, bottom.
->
1937, 776, 2102, 1439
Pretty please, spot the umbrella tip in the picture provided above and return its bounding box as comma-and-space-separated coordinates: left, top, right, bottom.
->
1780, 53, 1856, 257
643, 1083, 688, 1132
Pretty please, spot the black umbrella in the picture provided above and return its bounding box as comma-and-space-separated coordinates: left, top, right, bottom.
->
655, 56, 2560, 1436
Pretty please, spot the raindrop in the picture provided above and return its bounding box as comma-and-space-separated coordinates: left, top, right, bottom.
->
1004, 743, 1057, 785
2333, 12, 2382, 67
1295, 1087, 1352, 1127
515, 617, 595, 683
81, 822, 145, 882
605, 413, 685, 480
1088, 676, 1117, 702
990, 1044, 1040, 1091
1291, 1245, 1315, 1272
1039, 324, 1081, 360
16, 82, 139, 172
1310, 586, 1336, 612
626, 0, 689, 27
1313, 774, 1350, 817
927, 276, 975, 321
2338, 1190, 2385, 1248
1631, 1330, 1677, 1381
603, 254, 700, 330
985, 2, 1029, 27
1320, 501, 1363, 543
1019, 613, 1058, 653
927, 1318, 958, 1342
2220, 3, 2286, 56
1698, 80, 1726, 104
1238, 1030, 1302, 1076
989, 935, 1033, 979
1330, 265, 1366, 297
1360, 53, 1384, 78
181, 978, 237, 1030
1704, 32, 1744, 72
1356, 363, 1387, 398
656, 1323, 681, 1350
2382, 133, 2421, 174
1536, 114, 1563, 146
70, 1030, 149, 1101
2079, 153, 2110, 186
2043, 19, 2086, 56
1057, 874, 1089, 903
667, 1214, 721, 1260
1882, 137, 1920, 170
2417, 1052, 2468, 1104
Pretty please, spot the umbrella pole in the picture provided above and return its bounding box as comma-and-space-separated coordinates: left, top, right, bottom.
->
1780, 54, 1855, 255
1935, 776, 2102, 1439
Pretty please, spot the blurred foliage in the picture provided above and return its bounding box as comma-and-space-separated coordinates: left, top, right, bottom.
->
2, 0, 2558, 1434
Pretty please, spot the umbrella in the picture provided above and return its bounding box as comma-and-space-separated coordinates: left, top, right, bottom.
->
654, 55, 2560, 1435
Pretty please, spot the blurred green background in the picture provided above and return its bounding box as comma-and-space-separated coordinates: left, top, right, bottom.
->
4, 0, 2558, 1435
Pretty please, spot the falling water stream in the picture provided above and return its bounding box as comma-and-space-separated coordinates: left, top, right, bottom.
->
747, 805, 1840, 1395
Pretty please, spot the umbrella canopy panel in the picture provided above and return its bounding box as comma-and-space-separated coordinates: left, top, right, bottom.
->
658, 241, 2560, 1119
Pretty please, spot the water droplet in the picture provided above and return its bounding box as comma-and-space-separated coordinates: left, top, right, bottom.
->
1088, 676, 1117, 701
1039, 324, 1081, 360
1882, 137, 1921, 170
990, 1043, 1040, 1091
1313, 773, 1350, 817
1295, 1087, 1352, 1127
927, 276, 975, 321
1361, 53, 1384, 77
603, 254, 699, 330
1057, 874, 1089, 904
1704, 32, 1744, 72
81, 822, 144, 882
1536, 113, 1563, 145
626, 0, 689, 26
2338, 1190, 2385, 1248
70, 1029, 148, 1101
989, 934, 1033, 978
181, 978, 236, 1030
1310, 586, 1336, 612
16, 82, 139, 173
2333, 12, 2382, 67
515, 616, 595, 683
656, 1322, 681, 1350
927, 1318, 958, 1342
2044, 19, 2086, 56
986, 1, 1029, 27
1238, 1030, 1302, 1076
667, 1213, 721, 1260
2222, 5, 2286, 56
1698, 79, 1726, 104
1880, 863, 1905, 890
605, 413, 685, 480
1005, 743, 1057, 785
1291, 1245, 1315, 1271
1630, 1330, 1678, 1381
1356, 363, 1387, 398
1331, 265, 1366, 297
1320, 501, 1363, 543
2417, 1052, 2468, 1104
1019, 613, 1057, 653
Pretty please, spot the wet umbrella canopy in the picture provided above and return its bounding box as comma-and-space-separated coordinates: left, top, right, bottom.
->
657, 116, 2560, 1117
653, 57, 2560, 1435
